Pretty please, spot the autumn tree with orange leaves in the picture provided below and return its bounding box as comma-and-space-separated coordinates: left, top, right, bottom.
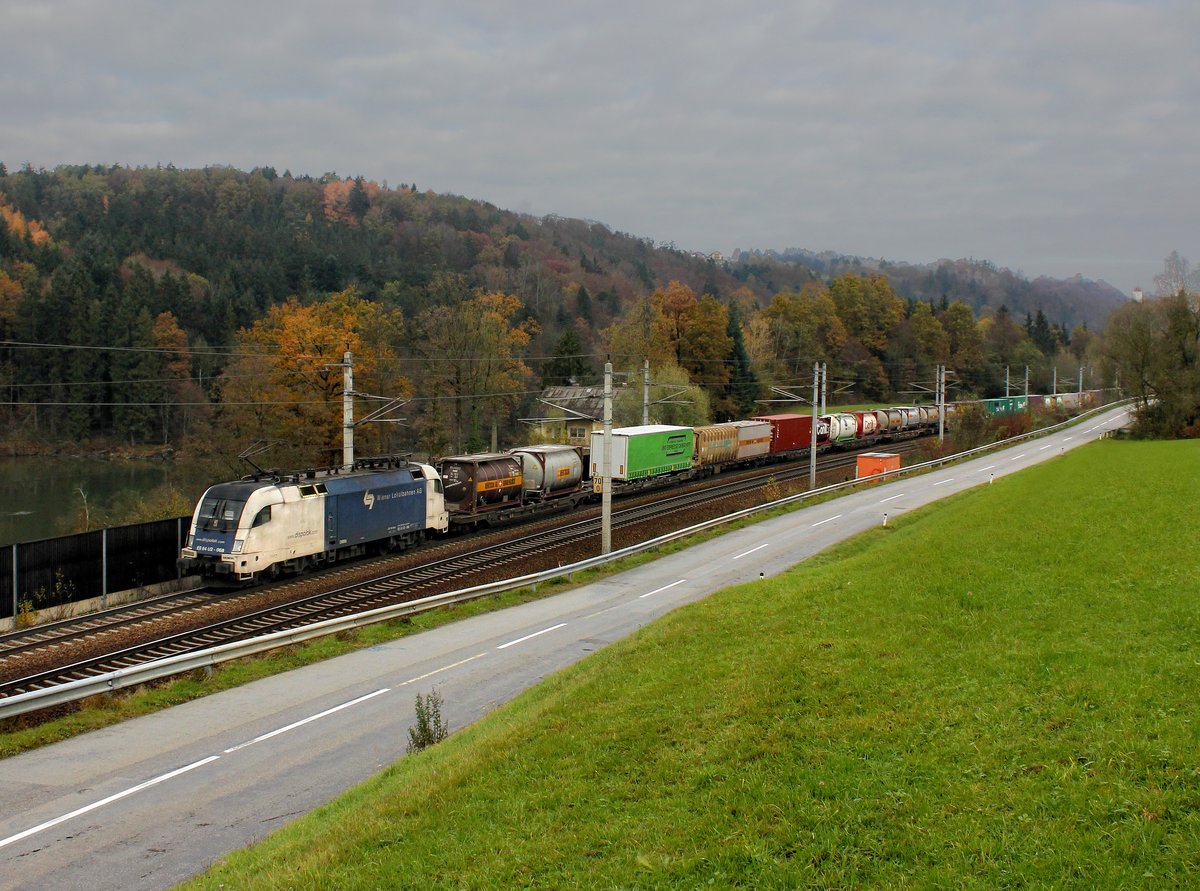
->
217, 288, 409, 469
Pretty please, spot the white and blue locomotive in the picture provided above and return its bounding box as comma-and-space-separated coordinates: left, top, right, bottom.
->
179, 456, 448, 584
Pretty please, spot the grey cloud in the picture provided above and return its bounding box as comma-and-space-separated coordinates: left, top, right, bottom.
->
1, 0, 1197, 292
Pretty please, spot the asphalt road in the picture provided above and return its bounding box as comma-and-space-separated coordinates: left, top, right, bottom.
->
0, 407, 1131, 890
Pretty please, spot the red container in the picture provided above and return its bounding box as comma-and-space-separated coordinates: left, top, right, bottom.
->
754, 413, 827, 454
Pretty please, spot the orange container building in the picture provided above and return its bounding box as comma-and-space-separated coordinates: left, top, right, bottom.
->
856, 452, 901, 482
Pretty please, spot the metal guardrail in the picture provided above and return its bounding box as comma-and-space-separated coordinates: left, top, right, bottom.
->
0, 400, 1130, 721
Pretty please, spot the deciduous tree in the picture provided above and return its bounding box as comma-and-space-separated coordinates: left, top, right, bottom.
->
218, 288, 408, 467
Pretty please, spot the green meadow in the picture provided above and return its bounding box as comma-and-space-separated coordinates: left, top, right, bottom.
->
187, 440, 1199, 889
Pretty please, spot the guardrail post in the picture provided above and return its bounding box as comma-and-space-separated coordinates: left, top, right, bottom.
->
10, 544, 16, 621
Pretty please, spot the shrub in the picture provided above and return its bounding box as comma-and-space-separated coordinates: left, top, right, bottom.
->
406, 689, 448, 754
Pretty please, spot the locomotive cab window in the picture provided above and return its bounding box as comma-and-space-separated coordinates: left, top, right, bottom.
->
251, 506, 272, 528
198, 497, 244, 533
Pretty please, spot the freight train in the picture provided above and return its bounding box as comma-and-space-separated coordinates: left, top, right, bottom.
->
179, 391, 1101, 584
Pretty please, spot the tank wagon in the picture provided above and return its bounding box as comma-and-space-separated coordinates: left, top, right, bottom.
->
510, 444, 585, 502
827, 413, 859, 445
179, 456, 447, 584
436, 453, 525, 526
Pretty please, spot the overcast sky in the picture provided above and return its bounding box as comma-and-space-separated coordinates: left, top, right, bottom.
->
3, 0, 1196, 295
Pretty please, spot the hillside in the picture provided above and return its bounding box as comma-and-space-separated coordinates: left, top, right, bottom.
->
0, 163, 1122, 461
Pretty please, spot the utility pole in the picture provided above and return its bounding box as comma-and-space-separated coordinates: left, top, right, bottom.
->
1052, 366, 1057, 396
938, 365, 945, 442
1078, 365, 1083, 397
820, 362, 827, 415
602, 360, 613, 555
1005, 365, 1010, 398
642, 357, 650, 426
1024, 366, 1030, 404
809, 362, 819, 490
341, 350, 354, 469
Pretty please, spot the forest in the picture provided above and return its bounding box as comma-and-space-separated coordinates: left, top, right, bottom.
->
0, 162, 1185, 470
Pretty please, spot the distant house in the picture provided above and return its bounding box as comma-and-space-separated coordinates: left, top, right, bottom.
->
531, 386, 606, 446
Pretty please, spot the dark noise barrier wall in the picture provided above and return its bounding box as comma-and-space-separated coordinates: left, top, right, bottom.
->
1, 517, 189, 619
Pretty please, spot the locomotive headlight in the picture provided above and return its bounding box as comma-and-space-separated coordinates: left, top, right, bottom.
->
232, 539, 245, 554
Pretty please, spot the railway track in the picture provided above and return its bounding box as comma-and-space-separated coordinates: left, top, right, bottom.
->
0, 441, 921, 701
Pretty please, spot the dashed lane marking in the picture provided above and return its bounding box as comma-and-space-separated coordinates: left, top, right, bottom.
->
497, 623, 567, 650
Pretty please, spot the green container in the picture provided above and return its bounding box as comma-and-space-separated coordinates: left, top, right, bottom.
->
590, 425, 695, 481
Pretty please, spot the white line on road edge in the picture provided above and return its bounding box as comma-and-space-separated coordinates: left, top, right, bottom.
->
497, 623, 568, 650
811, 515, 842, 527
879, 493, 906, 503
224, 688, 392, 753
732, 544, 769, 560
639, 578, 689, 598
0, 756, 220, 851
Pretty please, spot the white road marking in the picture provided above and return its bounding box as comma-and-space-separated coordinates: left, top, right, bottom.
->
224, 688, 391, 753
396, 653, 488, 686
811, 514, 841, 527
1038, 444, 1052, 450
0, 756, 220, 851
639, 578, 689, 598
1010, 454, 1026, 461
978, 465, 997, 472
1064, 436, 1074, 441
497, 623, 567, 650
879, 493, 906, 503
732, 544, 769, 560
931, 478, 954, 486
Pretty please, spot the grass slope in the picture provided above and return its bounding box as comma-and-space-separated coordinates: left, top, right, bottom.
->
187, 440, 1200, 888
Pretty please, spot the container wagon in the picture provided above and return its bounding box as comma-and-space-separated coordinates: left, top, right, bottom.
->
753, 414, 828, 455
694, 424, 740, 470
589, 425, 695, 487
730, 420, 772, 462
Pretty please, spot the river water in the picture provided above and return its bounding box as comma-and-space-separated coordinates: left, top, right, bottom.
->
0, 456, 218, 545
